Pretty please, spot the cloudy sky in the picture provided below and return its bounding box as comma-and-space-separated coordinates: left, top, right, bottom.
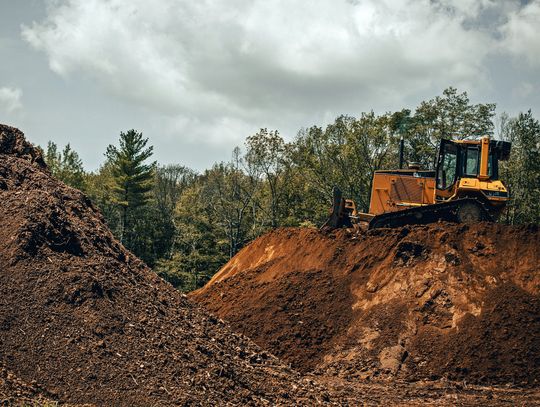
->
0, 0, 539, 171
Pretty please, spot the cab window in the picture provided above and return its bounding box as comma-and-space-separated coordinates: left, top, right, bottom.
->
463, 147, 479, 176
437, 143, 457, 189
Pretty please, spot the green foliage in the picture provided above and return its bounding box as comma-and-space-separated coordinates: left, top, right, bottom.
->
151, 164, 197, 262
500, 110, 540, 224
105, 130, 155, 208
202, 150, 259, 258
293, 112, 396, 215
155, 182, 228, 291
84, 162, 122, 234
105, 129, 156, 260
44, 141, 86, 190
395, 87, 496, 168
245, 129, 290, 228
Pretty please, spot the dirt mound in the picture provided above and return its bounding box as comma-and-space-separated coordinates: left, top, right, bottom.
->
192, 224, 540, 386
0, 127, 335, 405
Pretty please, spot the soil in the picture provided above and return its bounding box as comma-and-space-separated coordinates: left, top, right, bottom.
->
193, 223, 540, 387
2, 123, 539, 406
0, 362, 57, 406
0, 124, 333, 405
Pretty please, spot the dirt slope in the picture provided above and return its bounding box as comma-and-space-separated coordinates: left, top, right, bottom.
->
0, 124, 335, 405
192, 223, 540, 386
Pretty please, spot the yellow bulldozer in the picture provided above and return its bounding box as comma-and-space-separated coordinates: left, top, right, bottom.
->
324, 136, 512, 229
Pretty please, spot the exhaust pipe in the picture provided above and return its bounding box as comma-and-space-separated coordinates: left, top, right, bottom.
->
399, 136, 405, 169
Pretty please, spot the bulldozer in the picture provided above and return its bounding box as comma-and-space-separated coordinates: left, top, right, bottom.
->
324, 136, 512, 229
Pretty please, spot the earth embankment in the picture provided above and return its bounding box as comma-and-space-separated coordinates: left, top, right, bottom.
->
193, 222, 540, 386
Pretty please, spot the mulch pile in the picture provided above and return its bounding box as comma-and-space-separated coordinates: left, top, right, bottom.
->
0, 124, 336, 405
193, 222, 540, 387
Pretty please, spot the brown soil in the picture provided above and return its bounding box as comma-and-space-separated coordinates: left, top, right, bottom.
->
0, 361, 57, 405
0, 124, 335, 405
2, 123, 539, 406
192, 223, 540, 387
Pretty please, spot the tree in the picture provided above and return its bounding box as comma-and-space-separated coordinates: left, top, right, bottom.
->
405, 87, 496, 168
245, 129, 287, 228
44, 141, 86, 190
84, 162, 122, 235
203, 148, 259, 258
155, 182, 227, 291
500, 110, 540, 224
152, 164, 196, 260
292, 113, 395, 218
105, 130, 156, 252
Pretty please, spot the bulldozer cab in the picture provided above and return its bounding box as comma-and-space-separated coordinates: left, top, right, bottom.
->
435, 137, 511, 204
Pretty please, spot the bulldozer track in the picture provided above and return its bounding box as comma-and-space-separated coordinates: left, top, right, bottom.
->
368, 198, 493, 229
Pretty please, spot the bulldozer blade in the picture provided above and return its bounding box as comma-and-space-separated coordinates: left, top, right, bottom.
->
321, 187, 345, 229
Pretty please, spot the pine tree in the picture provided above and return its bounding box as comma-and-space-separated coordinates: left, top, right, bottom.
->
105, 130, 155, 250
44, 141, 86, 190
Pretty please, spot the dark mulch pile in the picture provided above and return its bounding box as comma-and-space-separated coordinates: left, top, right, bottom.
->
0, 124, 333, 406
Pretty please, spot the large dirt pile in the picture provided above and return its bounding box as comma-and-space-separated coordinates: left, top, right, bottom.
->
193, 223, 540, 386
0, 125, 335, 405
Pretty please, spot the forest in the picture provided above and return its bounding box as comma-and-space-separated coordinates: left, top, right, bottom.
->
42, 88, 540, 291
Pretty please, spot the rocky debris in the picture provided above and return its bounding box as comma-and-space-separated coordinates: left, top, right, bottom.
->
192, 223, 540, 387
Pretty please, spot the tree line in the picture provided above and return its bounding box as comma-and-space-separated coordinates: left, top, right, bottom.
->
43, 88, 540, 291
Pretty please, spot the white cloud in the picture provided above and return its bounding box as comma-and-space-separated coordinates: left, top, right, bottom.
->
0, 87, 23, 114
20, 0, 537, 147
500, 1, 540, 67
